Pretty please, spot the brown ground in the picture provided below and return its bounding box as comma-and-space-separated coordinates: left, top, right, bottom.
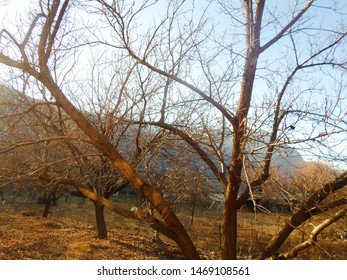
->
0, 200, 346, 260
0, 202, 174, 260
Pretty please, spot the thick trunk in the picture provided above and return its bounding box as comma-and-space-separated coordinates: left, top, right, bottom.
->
95, 203, 107, 239
140, 184, 200, 259
222, 186, 239, 259
222, 120, 245, 259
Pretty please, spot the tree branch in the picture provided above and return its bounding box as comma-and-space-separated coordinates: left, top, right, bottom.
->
279, 207, 347, 259
260, 0, 314, 53
260, 171, 347, 259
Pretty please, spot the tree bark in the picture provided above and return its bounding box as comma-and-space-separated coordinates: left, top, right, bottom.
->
42, 193, 51, 218
94, 203, 107, 239
219, 0, 264, 260
222, 185, 239, 259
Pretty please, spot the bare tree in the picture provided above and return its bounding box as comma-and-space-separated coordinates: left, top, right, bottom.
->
96, 0, 347, 259
0, 0, 200, 259
1, 0, 346, 260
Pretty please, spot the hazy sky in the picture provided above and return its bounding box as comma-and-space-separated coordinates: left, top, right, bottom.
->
0, 0, 31, 22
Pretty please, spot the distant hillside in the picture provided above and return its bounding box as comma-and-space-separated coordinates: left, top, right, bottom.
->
0, 84, 14, 113
271, 145, 304, 176
222, 133, 304, 178
1, 84, 304, 180
0, 84, 26, 115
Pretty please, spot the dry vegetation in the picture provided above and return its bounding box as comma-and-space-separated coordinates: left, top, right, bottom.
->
0, 201, 169, 260
0, 197, 345, 260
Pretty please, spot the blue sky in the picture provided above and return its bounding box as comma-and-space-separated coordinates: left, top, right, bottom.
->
1, 0, 346, 170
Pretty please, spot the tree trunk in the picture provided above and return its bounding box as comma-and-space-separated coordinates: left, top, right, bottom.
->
220, 1, 263, 260
41, 187, 58, 218
33, 71, 200, 259
42, 195, 51, 218
222, 185, 239, 259
94, 203, 107, 239
189, 192, 197, 229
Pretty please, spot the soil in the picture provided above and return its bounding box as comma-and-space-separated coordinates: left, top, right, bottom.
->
0, 202, 181, 260
0, 200, 346, 260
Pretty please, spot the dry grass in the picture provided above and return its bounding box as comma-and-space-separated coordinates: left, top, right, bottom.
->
0, 200, 345, 260
0, 202, 166, 260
